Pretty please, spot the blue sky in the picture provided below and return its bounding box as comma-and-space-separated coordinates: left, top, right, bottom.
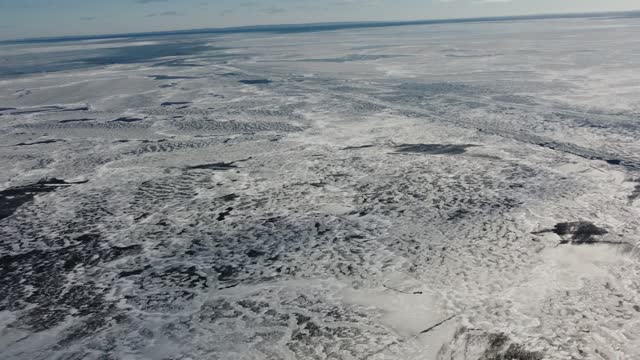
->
0, 0, 638, 40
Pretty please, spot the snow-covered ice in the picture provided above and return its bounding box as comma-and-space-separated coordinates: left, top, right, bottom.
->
1, 15, 640, 360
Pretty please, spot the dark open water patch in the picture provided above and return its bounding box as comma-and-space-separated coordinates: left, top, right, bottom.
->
59, 118, 96, 124
81, 42, 211, 66
0, 42, 211, 78
186, 162, 237, 171
0, 107, 16, 112
0, 178, 86, 221
239, 79, 272, 85
15, 139, 65, 146
112, 117, 144, 123
395, 144, 477, 155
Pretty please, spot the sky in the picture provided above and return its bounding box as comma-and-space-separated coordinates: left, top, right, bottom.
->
0, 0, 638, 40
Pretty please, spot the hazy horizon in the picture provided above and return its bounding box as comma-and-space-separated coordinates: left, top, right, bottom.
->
2, 10, 639, 44
0, 0, 639, 41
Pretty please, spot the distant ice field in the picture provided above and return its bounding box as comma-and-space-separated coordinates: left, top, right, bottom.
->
1, 15, 640, 360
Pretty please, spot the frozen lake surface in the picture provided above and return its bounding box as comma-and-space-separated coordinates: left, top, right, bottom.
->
1, 14, 640, 360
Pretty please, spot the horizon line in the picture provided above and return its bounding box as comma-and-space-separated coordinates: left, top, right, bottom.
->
2, 9, 639, 45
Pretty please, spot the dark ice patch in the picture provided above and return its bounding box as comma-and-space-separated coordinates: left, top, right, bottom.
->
0, 233, 141, 333
152, 59, 204, 68
448, 209, 471, 221
0, 107, 16, 112
302, 54, 403, 62
342, 144, 375, 150
217, 207, 233, 221
239, 79, 272, 85
59, 118, 96, 123
629, 180, 640, 203
173, 118, 303, 133
112, 117, 144, 123
9, 106, 88, 115
552, 222, 608, 244
492, 94, 538, 106
60, 106, 90, 112
161, 101, 191, 106
395, 143, 477, 155
535, 221, 608, 244
439, 328, 543, 360
534, 141, 640, 171
119, 265, 151, 278
15, 139, 65, 146
246, 249, 265, 258
482, 336, 543, 360
219, 193, 239, 202
445, 53, 500, 58
214, 265, 237, 282
186, 162, 237, 171
148, 266, 208, 289
0, 178, 85, 220
10, 106, 65, 115
149, 75, 196, 80
397, 82, 469, 94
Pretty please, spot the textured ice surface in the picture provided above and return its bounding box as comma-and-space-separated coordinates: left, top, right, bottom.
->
1, 15, 640, 360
